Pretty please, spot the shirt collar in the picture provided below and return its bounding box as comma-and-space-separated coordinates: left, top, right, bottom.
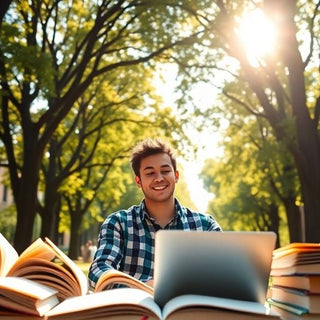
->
138, 198, 184, 222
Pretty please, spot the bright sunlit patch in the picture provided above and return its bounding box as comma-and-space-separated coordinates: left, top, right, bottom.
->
237, 9, 277, 67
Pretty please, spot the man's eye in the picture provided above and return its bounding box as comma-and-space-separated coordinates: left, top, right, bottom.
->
162, 170, 171, 174
146, 172, 154, 176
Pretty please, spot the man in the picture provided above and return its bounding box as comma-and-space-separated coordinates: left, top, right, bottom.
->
88, 138, 222, 289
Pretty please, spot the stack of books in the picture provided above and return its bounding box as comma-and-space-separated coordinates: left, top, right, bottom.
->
268, 242, 320, 319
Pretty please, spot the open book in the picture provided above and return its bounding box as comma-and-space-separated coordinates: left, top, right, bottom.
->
94, 268, 153, 295
0, 233, 152, 302
45, 287, 280, 320
0, 233, 88, 301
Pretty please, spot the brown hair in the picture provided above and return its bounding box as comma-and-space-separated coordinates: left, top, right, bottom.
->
130, 138, 177, 177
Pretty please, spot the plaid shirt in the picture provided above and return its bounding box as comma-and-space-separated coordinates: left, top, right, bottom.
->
88, 198, 222, 289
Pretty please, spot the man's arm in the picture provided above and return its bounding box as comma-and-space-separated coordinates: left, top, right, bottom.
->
88, 215, 124, 290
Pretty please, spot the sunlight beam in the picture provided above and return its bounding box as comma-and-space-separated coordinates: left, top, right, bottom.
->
237, 9, 277, 67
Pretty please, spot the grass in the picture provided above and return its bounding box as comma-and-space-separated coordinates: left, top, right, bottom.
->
74, 260, 91, 276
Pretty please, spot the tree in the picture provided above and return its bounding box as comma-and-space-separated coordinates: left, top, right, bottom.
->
199, 76, 302, 242
37, 59, 179, 243
56, 109, 180, 258
200, 113, 299, 246
0, 0, 209, 253
171, 0, 320, 242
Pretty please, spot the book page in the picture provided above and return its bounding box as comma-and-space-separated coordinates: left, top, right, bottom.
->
95, 269, 153, 295
5, 237, 88, 297
0, 308, 44, 319
44, 237, 88, 295
0, 277, 58, 300
273, 243, 320, 259
166, 307, 279, 320
8, 258, 81, 299
46, 288, 162, 320
0, 233, 18, 276
0, 277, 59, 316
19, 238, 56, 260
7, 238, 56, 275
162, 294, 278, 320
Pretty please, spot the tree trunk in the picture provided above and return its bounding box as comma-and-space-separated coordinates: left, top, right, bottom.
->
0, 0, 11, 24
13, 155, 40, 253
53, 197, 61, 244
40, 194, 60, 240
298, 163, 320, 242
278, 0, 320, 242
40, 138, 61, 240
11, 115, 46, 253
68, 212, 83, 260
267, 203, 280, 248
282, 197, 302, 243
290, 73, 320, 242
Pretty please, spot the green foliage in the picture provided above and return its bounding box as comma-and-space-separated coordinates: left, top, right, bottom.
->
2, 0, 209, 250
2, 0, 318, 246
175, 167, 198, 210
0, 205, 17, 243
200, 109, 299, 235
1, 25, 56, 100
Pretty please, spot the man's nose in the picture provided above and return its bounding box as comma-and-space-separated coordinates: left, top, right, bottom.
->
154, 172, 164, 181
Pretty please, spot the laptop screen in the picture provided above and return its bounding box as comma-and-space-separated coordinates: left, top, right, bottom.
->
153, 231, 276, 308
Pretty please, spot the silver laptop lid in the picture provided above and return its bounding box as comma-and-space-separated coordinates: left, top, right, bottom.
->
154, 231, 276, 308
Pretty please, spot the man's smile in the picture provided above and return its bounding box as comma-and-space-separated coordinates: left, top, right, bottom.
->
152, 185, 168, 190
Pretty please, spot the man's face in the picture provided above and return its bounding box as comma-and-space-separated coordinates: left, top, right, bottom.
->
135, 153, 179, 203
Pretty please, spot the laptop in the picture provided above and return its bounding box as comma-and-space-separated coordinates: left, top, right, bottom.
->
153, 231, 276, 308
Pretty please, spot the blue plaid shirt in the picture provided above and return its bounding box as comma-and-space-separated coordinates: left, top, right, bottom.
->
88, 198, 222, 289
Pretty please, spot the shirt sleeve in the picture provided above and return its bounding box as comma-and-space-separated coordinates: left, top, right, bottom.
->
206, 214, 223, 232
88, 213, 124, 289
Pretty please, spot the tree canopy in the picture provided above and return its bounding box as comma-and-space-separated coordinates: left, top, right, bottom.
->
1, 0, 320, 251
171, 0, 320, 242
0, 0, 203, 252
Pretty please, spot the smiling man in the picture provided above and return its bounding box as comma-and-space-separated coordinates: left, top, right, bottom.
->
88, 138, 222, 289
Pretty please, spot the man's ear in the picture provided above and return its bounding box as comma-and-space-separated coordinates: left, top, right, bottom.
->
135, 175, 142, 188
175, 170, 179, 183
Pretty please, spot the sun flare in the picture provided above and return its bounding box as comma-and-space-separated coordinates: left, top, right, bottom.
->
237, 9, 277, 66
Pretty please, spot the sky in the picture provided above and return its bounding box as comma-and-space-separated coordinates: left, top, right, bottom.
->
154, 65, 224, 213
180, 137, 222, 212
